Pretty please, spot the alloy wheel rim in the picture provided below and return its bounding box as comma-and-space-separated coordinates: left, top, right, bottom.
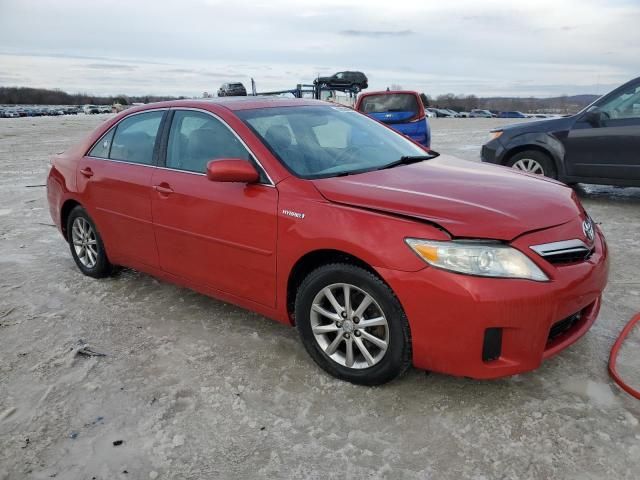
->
310, 283, 389, 369
71, 217, 98, 268
512, 158, 545, 175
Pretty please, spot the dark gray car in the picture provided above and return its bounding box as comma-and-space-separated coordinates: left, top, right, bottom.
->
217, 82, 247, 97
314, 71, 368, 92
481, 76, 640, 186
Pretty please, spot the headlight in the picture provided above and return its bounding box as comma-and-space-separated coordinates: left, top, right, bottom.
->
488, 130, 503, 141
405, 239, 549, 281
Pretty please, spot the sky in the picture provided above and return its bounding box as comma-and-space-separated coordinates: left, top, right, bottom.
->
0, 0, 639, 98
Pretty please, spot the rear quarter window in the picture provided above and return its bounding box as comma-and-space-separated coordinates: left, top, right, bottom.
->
88, 129, 115, 158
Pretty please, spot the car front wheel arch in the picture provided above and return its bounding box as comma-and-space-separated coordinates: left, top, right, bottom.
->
294, 262, 412, 385
503, 146, 560, 178
286, 249, 387, 325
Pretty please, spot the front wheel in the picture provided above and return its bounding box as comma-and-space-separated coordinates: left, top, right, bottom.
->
295, 264, 411, 385
506, 150, 557, 179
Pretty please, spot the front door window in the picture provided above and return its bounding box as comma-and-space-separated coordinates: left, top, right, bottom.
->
598, 83, 640, 120
166, 110, 251, 173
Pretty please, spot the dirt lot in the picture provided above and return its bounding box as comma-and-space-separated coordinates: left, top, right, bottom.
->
1, 114, 639, 479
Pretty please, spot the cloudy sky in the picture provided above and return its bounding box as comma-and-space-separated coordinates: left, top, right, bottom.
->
1, 0, 638, 98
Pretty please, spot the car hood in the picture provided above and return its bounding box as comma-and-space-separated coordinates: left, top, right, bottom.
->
497, 116, 574, 135
311, 155, 581, 240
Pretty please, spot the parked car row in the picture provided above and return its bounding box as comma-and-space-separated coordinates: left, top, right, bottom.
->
426, 108, 465, 118
0, 106, 80, 118
0, 105, 113, 118
423, 109, 557, 119
82, 105, 112, 114
425, 108, 509, 118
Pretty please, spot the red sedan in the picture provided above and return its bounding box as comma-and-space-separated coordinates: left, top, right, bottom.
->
47, 98, 609, 385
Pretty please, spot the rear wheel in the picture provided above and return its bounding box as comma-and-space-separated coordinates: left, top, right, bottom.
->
67, 206, 113, 278
295, 264, 411, 385
506, 150, 557, 179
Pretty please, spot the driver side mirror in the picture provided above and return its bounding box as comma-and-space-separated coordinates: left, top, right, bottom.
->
206, 159, 260, 183
583, 109, 604, 127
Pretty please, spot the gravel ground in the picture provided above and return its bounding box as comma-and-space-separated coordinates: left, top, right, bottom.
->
0, 114, 639, 480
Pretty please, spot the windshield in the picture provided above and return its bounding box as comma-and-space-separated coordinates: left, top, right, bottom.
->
237, 105, 428, 179
359, 93, 419, 114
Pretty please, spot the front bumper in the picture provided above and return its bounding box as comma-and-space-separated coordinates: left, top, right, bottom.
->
378, 228, 609, 379
480, 138, 506, 165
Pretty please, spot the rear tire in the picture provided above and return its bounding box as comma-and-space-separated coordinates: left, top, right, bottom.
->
295, 263, 411, 385
506, 150, 557, 179
67, 206, 113, 278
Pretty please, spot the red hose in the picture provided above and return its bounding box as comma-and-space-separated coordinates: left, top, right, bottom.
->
608, 313, 640, 400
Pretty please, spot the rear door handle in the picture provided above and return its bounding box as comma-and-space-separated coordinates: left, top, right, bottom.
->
79, 167, 93, 178
153, 184, 174, 195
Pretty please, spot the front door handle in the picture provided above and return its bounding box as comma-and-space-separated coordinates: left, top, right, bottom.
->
79, 167, 93, 178
153, 183, 174, 195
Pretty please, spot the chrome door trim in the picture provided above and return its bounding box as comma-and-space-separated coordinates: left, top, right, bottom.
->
84, 156, 158, 168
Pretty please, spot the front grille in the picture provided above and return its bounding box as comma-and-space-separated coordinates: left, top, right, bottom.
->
548, 312, 581, 343
530, 239, 593, 265
543, 249, 593, 264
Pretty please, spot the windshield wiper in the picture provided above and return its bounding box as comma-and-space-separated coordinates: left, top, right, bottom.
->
378, 152, 440, 170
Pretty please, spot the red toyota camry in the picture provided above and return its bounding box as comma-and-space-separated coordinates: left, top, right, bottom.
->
47, 98, 609, 385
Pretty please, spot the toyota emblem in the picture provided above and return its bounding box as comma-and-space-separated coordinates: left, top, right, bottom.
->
582, 217, 595, 242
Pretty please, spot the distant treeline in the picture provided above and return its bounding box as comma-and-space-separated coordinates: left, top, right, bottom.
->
1, 85, 600, 114
0, 87, 184, 105
423, 93, 599, 114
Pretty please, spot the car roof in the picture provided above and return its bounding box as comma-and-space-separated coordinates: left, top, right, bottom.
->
359, 90, 419, 97
127, 96, 328, 112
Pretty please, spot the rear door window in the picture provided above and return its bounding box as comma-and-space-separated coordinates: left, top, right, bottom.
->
109, 111, 165, 165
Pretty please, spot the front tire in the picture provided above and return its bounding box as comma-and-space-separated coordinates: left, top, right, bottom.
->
506, 150, 557, 179
67, 206, 113, 278
295, 264, 411, 385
